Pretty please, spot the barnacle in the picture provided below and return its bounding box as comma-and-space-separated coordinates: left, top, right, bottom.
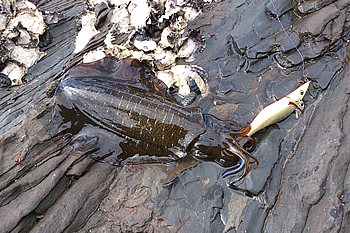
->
0, 0, 55, 87
78, 0, 213, 98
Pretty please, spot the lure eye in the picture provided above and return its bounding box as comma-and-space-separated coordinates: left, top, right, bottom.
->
300, 90, 304, 95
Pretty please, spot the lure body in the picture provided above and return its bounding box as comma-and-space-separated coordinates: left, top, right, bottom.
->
247, 81, 311, 136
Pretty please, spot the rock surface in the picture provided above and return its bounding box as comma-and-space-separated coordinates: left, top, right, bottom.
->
0, 0, 350, 232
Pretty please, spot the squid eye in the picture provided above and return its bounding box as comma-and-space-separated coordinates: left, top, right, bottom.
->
300, 90, 304, 95
238, 137, 256, 152
191, 148, 207, 158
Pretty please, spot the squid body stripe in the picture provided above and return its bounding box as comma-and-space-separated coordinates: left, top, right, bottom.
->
116, 95, 124, 115
162, 113, 167, 124
94, 90, 100, 99
133, 99, 141, 112
125, 95, 132, 110
169, 112, 175, 125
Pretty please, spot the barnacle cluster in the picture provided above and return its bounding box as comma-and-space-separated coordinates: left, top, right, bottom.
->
75, 0, 214, 102
0, 0, 49, 87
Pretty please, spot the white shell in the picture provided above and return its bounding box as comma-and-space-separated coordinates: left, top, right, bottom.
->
183, 7, 200, 21
10, 45, 45, 68
153, 49, 177, 69
156, 65, 209, 97
6, 9, 46, 35
159, 27, 174, 48
16, 0, 37, 10
155, 70, 175, 88
134, 40, 157, 52
171, 65, 208, 96
177, 38, 201, 62
12, 27, 39, 47
1, 62, 26, 86
73, 12, 99, 53
83, 48, 106, 63
110, 6, 130, 31
129, 0, 149, 29
0, 14, 7, 31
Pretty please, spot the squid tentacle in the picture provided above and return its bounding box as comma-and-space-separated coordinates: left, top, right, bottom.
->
220, 157, 244, 179
230, 137, 259, 168
228, 124, 251, 136
220, 137, 259, 183
227, 147, 249, 182
222, 139, 250, 182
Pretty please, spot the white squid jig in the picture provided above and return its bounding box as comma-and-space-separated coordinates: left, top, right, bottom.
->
247, 81, 311, 136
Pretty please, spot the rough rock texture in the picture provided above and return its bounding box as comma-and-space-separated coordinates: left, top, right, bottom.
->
0, 0, 350, 232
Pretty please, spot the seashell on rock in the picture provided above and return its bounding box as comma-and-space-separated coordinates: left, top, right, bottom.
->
16, 0, 37, 11
5, 27, 39, 47
92, 0, 210, 65
110, 5, 130, 32
156, 64, 209, 97
153, 48, 177, 70
0, 14, 8, 31
182, 6, 201, 21
171, 65, 209, 97
6, 8, 46, 35
69, 0, 214, 100
177, 29, 205, 61
0, 0, 58, 88
159, 0, 200, 24
155, 70, 174, 88
158, 27, 175, 48
10, 45, 45, 68
4, 27, 20, 39
73, 12, 99, 53
134, 39, 157, 52
83, 48, 106, 63
1, 62, 26, 86
128, 0, 150, 29
42, 10, 64, 24
177, 37, 202, 62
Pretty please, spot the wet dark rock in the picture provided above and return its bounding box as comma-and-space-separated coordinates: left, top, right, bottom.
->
237, 199, 268, 232
94, 2, 113, 31
266, 0, 297, 17
39, 29, 52, 47
296, 0, 337, 15
294, 3, 340, 36
0, 73, 11, 87
323, 9, 346, 43
235, 128, 285, 195
305, 55, 343, 89
264, 56, 350, 231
